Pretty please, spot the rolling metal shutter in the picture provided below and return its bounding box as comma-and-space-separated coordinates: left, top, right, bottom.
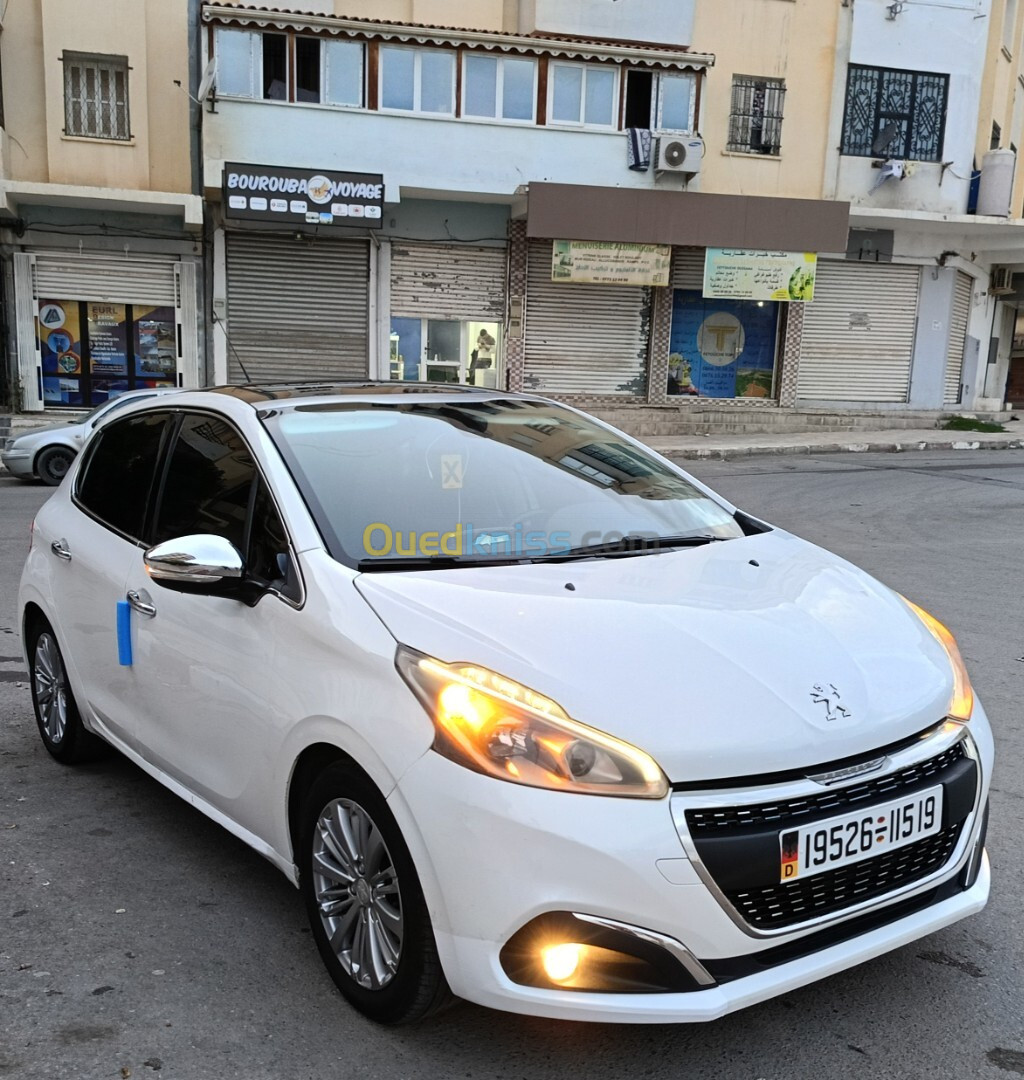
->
226, 233, 369, 383
797, 261, 920, 402
32, 250, 178, 304
671, 248, 706, 290
391, 243, 506, 319
943, 271, 972, 405
524, 240, 650, 396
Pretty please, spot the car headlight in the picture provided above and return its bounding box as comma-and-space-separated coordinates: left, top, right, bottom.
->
902, 598, 974, 721
395, 646, 668, 798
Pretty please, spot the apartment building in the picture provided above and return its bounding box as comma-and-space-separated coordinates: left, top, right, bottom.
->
0, 0, 203, 412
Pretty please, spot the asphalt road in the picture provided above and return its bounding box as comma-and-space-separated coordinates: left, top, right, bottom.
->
1, 451, 1022, 1080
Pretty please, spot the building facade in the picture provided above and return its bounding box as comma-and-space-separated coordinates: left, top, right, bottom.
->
6, 0, 1024, 415
0, 0, 203, 412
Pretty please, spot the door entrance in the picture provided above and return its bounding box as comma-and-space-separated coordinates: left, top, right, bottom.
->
389, 318, 503, 387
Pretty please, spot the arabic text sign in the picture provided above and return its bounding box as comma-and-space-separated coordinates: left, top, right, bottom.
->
552, 240, 672, 286
704, 249, 817, 302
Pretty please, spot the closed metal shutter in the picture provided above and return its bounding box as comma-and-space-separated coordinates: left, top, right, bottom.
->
944, 271, 972, 405
32, 250, 178, 304
797, 261, 920, 402
226, 233, 369, 383
524, 240, 650, 396
391, 243, 506, 319
671, 248, 706, 290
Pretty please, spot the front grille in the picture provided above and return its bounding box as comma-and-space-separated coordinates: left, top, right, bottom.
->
728, 823, 962, 930
685, 742, 965, 834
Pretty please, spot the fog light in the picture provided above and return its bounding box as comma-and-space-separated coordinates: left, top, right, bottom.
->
541, 942, 583, 983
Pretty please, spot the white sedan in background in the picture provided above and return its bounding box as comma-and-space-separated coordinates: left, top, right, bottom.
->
18, 383, 991, 1025
2, 387, 180, 485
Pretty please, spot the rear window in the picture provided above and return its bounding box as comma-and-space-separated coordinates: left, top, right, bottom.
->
75, 412, 171, 540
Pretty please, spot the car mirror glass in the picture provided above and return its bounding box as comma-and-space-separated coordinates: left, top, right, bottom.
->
144, 534, 245, 586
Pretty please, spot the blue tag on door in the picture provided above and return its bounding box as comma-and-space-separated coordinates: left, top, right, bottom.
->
116, 600, 132, 666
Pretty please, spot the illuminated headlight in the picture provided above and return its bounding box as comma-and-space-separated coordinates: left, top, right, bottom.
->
902, 598, 975, 721
395, 646, 668, 798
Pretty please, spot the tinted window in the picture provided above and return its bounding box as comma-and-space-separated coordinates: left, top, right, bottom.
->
152, 414, 255, 551
248, 478, 299, 600
76, 412, 170, 540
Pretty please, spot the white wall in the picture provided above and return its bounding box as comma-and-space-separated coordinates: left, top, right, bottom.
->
830, 0, 991, 215
205, 100, 686, 200
518, 0, 694, 46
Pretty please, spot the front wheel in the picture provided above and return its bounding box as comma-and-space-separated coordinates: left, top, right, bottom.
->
300, 763, 452, 1024
29, 621, 104, 763
35, 446, 75, 486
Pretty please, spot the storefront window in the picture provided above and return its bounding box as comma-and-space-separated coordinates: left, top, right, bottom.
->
668, 291, 780, 399
37, 298, 178, 408
389, 318, 502, 388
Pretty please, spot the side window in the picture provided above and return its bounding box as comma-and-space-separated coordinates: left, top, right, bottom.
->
152, 414, 255, 550
76, 412, 170, 540
248, 477, 299, 599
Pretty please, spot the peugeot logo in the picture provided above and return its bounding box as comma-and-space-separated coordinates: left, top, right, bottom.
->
810, 683, 851, 722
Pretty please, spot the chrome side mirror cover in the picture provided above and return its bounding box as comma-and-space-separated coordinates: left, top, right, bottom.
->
144, 534, 245, 585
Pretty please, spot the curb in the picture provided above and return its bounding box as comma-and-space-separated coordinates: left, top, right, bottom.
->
661, 436, 1024, 462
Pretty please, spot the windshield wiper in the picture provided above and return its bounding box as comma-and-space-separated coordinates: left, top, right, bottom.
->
535, 533, 732, 561
356, 554, 522, 572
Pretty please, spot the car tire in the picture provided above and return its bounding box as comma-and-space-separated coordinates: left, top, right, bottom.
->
35, 446, 75, 486
28, 620, 104, 764
300, 763, 454, 1024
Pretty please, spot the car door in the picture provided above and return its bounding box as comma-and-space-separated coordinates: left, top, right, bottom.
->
40, 410, 172, 749
123, 411, 302, 840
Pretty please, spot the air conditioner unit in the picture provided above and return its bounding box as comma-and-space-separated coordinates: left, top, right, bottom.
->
656, 136, 704, 175
989, 266, 1015, 295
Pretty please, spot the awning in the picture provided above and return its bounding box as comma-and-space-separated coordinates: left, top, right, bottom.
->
526, 183, 850, 254
0, 181, 203, 230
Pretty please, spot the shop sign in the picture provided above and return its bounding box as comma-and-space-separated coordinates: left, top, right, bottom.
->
223, 162, 384, 229
551, 240, 671, 286
703, 249, 817, 302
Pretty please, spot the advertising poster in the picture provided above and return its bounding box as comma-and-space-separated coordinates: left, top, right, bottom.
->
87, 302, 129, 376
668, 290, 779, 399
703, 249, 817, 302
38, 300, 83, 404
134, 306, 178, 380
551, 240, 671, 286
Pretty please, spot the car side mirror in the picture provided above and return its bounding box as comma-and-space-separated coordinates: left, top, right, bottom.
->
144, 534, 246, 594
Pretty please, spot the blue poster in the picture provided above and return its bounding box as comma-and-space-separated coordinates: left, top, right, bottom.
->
668, 291, 780, 399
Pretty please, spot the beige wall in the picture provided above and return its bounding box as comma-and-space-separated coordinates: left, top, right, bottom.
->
329, 0, 506, 31
693, 0, 838, 201
977, 0, 1024, 218
3, 0, 191, 193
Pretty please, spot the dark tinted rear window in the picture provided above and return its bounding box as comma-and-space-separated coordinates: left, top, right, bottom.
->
76, 412, 170, 540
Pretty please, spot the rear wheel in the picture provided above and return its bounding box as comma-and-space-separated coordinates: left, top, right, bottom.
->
28, 621, 103, 763
300, 763, 453, 1024
35, 446, 75, 486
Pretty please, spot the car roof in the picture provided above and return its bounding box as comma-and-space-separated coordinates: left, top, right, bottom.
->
201, 382, 541, 412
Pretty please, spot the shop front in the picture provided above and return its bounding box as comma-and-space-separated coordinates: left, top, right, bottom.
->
13, 249, 199, 410
521, 183, 851, 407
389, 241, 507, 388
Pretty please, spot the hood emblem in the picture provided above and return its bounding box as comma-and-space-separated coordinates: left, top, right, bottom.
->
810, 683, 851, 722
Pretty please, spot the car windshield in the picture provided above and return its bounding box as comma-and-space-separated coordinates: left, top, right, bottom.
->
263, 398, 744, 569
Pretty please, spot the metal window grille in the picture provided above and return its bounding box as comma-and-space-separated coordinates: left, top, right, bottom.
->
727, 76, 785, 155
841, 64, 948, 162
63, 53, 130, 140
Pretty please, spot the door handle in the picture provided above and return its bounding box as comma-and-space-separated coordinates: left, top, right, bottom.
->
126, 589, 157, 618
50, 539, 72, 562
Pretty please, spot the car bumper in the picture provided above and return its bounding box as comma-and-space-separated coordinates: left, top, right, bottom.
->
390, 708, 993, 1023
1, 450, 35, 479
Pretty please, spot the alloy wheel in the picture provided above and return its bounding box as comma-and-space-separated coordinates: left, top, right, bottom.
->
33, 632, 68, 744
311, 798, 404, 990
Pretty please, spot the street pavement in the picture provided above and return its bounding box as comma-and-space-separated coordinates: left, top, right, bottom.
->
1, 451, 1022, 1080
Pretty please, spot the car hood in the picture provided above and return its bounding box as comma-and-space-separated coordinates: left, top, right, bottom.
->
355, 531, 957, 783
8, 422, 82, 447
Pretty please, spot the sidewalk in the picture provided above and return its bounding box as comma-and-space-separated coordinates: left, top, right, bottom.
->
646, 425, 1024, 461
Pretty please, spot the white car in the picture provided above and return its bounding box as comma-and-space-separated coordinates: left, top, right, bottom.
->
18, 384, 991, 1025
1, 387, 181, 485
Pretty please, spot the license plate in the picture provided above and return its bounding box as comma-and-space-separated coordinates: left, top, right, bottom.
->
779, 785, 943, 883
